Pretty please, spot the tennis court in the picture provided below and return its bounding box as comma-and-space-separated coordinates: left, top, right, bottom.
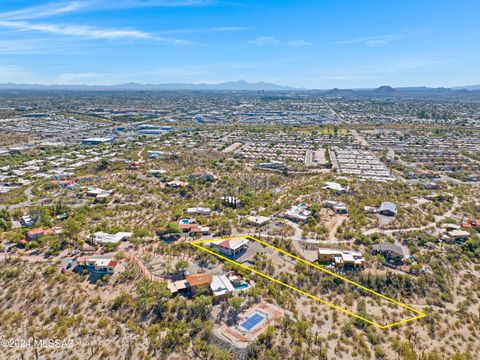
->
240, 313, 265, 331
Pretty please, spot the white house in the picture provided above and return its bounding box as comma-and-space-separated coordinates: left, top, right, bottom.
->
89, 231, 133, 245
187, 207, 212, 216
210, 238, 249, 258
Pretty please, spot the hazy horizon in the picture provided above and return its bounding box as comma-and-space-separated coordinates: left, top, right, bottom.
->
1, 0, 479, 88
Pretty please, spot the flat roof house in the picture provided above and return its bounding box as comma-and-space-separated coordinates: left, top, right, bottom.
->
86, 187, 114, 198
210, 274, 236, 298
149, 169, 167, 178
189, 170, 216, 182
255, 161, 287, 171
379, 202, 397, 217
90, 259, 118, 274
323, 200, 348, 214
246, 215, 271, 227
20, 215, 34, 227
372, 242, 405, 261
89, 231, 133, 245
82, 137, 114, 145
222, 196, 241, 208
166, 180, 189, 188
318, 248, 365, 269
447, 230, 470, 243
187, 207, 211, 216
284, 203, 312, 223
75, 256, 119, 275
322, 181, 348, 194
167, 280, 189, 295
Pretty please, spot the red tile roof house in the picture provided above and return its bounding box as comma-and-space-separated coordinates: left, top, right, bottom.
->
176, 219, 210, 236
178, 218, 198, 232
129, 161, 145, 170
190, 225, 210, 236
76, 257, 119, 275
211, 238, 249, 259
185, 273, 213, 293
50, 179, 76, 189
462, 219, 480, 231
26, 228, 55, 242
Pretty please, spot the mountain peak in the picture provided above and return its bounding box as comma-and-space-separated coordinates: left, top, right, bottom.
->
374, 85, 396, 93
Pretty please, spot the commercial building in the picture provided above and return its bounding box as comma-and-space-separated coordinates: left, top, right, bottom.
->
82, 137, 114, 145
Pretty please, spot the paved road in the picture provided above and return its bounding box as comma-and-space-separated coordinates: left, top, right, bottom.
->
350, 129, 370, 147
362, 197, 459, 237
361, 197, 460, 257
320, 97, 344, 123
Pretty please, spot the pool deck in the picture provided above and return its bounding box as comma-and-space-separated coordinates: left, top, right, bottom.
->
213, 302, 285, 349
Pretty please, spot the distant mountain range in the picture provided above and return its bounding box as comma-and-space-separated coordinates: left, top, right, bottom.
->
0, 81, 479, 94
0, 80, 300, 91
322, 85, 480, 97
452, 84, 480, 91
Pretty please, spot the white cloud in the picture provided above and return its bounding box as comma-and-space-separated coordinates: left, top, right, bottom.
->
288, 39, 311, 47
0, 20, 189, 44
0, 20, 150, 39
0, 2, 85, 21
159, 26, 246, 35
0, 1, 219, 45
95, 0, 216, 9
335, 35, 403, 47
0, 0, 216, 21
364, 39, 389, 47
248, 36, 279, 46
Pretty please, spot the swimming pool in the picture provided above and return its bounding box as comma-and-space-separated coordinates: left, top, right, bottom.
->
240, 313, 265, 331
179, 219, 191, 225
233, 283, 250, 290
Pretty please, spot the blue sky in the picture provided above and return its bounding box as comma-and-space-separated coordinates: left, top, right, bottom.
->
0, 0, 479, 88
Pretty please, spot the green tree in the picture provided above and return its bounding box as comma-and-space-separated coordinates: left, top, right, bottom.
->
228, 297, 244, 319
191, 295, 212, 320
62, 218, 81, 241
175, 260, 189, 272
0, 209, 12, 231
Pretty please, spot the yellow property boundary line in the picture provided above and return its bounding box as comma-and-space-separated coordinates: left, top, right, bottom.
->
190, 235, 426, 329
